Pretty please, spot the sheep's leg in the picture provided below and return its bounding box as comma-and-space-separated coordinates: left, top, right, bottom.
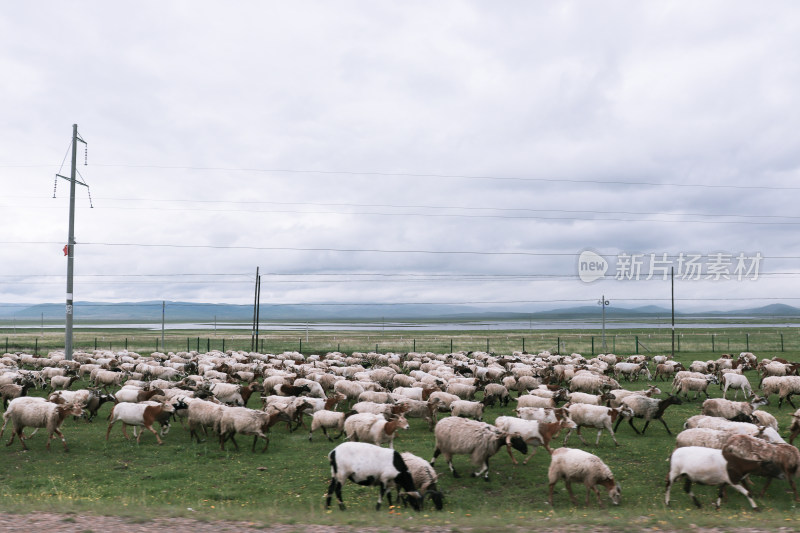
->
657, 417, 673, 435
564, 480, 578, 505
665, 475, 674, 506
640, 420, 651, 435
15, 427, 28, 451
790, 428, 800, 445
627, 418, 641, 434
562, 428, 573, 446
684, 478, 702, 508
141, 423, 162, 445
53, 428, 68, 451
522, 445, 538, 465
504, 440, 519, 465
728, 482, 760, 511
325, 478, 344, 510
575, 427, 589, 446
787, 394, 797, 409
548, 482, 557, 505
376, 482, 387, 510
588, 483, 604, 507
447, 457, 460, 478
473, 458, 490, 481
105, 421, 115, 441
228, 433, 240, 451
121, 423, 131, 441
596, 429, 603, 446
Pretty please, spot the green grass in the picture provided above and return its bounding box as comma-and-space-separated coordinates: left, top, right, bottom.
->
2, 334, 800, 529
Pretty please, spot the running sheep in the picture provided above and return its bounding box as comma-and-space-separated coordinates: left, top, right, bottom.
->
494, 415, 576, 463
701, 396, 769, 422
563, 404, 633, 447
398, 452, 444, 510
326, 441, 422, 511
0, 397, 83, 451
431, 416, 527, 481
614, 395, 683, 435
547, 447, 621, 506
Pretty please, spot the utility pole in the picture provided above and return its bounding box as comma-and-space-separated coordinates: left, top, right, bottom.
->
161, 301, 166, 352
598, 295, 610, 351
58, 124, 87, 361
251, 267, 261, 351
671, 267, 675, 357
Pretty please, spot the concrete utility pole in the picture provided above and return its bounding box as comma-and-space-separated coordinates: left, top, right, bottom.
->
598, 295, 610, 351
57, 124, 88, 361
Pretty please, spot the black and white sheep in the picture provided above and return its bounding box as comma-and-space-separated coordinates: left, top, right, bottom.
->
325, 441, 422, 511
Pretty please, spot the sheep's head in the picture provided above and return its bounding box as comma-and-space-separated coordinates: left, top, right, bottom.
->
506, 434, 528, 455
608, 482, 622, 505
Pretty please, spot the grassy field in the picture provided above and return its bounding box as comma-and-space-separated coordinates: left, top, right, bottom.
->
1, 329, 800, 530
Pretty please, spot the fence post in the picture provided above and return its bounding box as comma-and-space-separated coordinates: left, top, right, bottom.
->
5, 337, 7, 353
486, 338, 489, 352
746, 333, 750, 351
413, 339, 415, 352
187, 338, 190, 351
678, 335, 681, 352
155, 338, 158, 352
206, 338, 210, 352
125, 338, 128, 350
451, 339, 453, 353
781, 333, 785, 352
299, 339, 302, 353
712, 334, 715, 352
196, 337, 200, 352
557, 337, 560, 354
35, 338, 38, 355
591, 336, 594, 356
337, 343, 340, 352
635, 336, 639, 353
523, 337, 525, 353
222, 338, 225, 352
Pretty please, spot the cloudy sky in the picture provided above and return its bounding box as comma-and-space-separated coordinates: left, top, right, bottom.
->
2, 1, 800, 317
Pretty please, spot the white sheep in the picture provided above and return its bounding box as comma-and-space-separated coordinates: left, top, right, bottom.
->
515, 394, 556, 409
563, 404, 632, 447
325, 441, 422, 511
701, 397, 769, 422
547, 447, 621, 506
215, 405, 288, 452
721, 373, 753, 400
569, 373, 619, 394
343, 412, 408, 448
674, 428, 732, 449
209, 382, 244, 405
675, 376, 717, 400
751, 410, 779, 432
495, 415, 576, 463
308, 409, 353, 441
105, 401, 180, 445
514, 406, 568, 423
398, 452, 444, 510
0, 397, 83, 451
665, 446, 760, 510
430, 416, 527, 481
683, 415, 786, 444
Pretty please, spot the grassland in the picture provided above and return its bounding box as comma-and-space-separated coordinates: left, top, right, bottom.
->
1, 327, 800, 530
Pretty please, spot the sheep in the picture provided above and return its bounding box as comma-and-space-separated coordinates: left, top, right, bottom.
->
671, 371, 714, 393
494, 416, 576, 462
665, 446, 762, 510
343, 413, 409, 448
483, 383, 510, 406
325, 441, 422, 511
683, 415, 786, 444
398, 452, 444, 510
750, 410, 779, 432
352, 401, 408, 418
358, 390, 394, 404
450, 400, 485, 421
430, 416, 527, 481
614, 394, 683, 435
48, 375, 79, 392
130, 399, 183, 438
654, 362, 684, 381
216, 405, 290, 452
515, 394, 556, 409
515, 406, 569, 423
105, 401, 182, 445
113, 387, 165, 404
0, 381, 35, 410
613, 362, 650, 382
427, 391, 460, 411
689, 360, 717, 374
292, 378, 326, 398
209, 382, 246, 405
547, 447, 621, 507
563, 404, 633, 447
701, 397, 769, 422
393, 398, 439, 431
675, 428, 734, 449
775, 376, 800, 408
722, 433, 800, 501
675, 375, 718, 400
185, 397, 227, 443
566, 391, 615, 406
569, 373, 619, 394
789, 409, 800, 444
333, 380, 366, 404
308, 409, 356, 442
91, 369, 128, 390
721, 373, 753, 400
0, 398, 84, 451
273, 383, 312, 398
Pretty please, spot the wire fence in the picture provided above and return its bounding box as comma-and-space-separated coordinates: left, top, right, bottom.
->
3, 328, 800, 357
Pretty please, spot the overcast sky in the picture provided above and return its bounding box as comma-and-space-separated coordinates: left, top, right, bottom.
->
2, 1, 800, 316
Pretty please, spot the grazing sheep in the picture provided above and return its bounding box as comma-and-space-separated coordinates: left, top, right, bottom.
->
494, 416, 576, 463
0, 398, 83, 451
431, 416, 527, 481
563, 404, 633, 447
701, 397, 769, 422
0, 381, 35, 410
398, 452, 444, 510
665, 446, 762, 510
547, 447, 621, 506
615, 395, 683, 435
326, 441, 422, 511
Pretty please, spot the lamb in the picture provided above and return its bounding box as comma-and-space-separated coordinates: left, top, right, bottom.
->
701, 397, 769, 422
343, 412, 409, 448
722, 434, 800, 501
398, 452, 444, 510
430, 416, 527, 481
563, 404, 633, 447
105, 401, 182, 445
614, 394, 683, 435
0, 398, 83, 451
675, 375, 718, 400
721, 373, 753, 400
308, 409, 356, 442
325, 441, 422, 511
547, 447, 621, 506
494, 415, 576, 462
665, 446, 762, 510
216, 405, 290, 452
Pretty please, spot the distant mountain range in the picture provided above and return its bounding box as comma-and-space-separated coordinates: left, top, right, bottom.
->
1, 301, 800, 322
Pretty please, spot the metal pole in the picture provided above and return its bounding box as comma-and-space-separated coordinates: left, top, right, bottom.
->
671, 267, 675, 358
65, 124, 78, 361
251, 267, 259, 351
161, 301, 165, 352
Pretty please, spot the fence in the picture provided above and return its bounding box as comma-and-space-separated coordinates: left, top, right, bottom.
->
3, 328, 800, 357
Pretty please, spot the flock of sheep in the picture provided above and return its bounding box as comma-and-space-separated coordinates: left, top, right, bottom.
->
1, 347, 800, 513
